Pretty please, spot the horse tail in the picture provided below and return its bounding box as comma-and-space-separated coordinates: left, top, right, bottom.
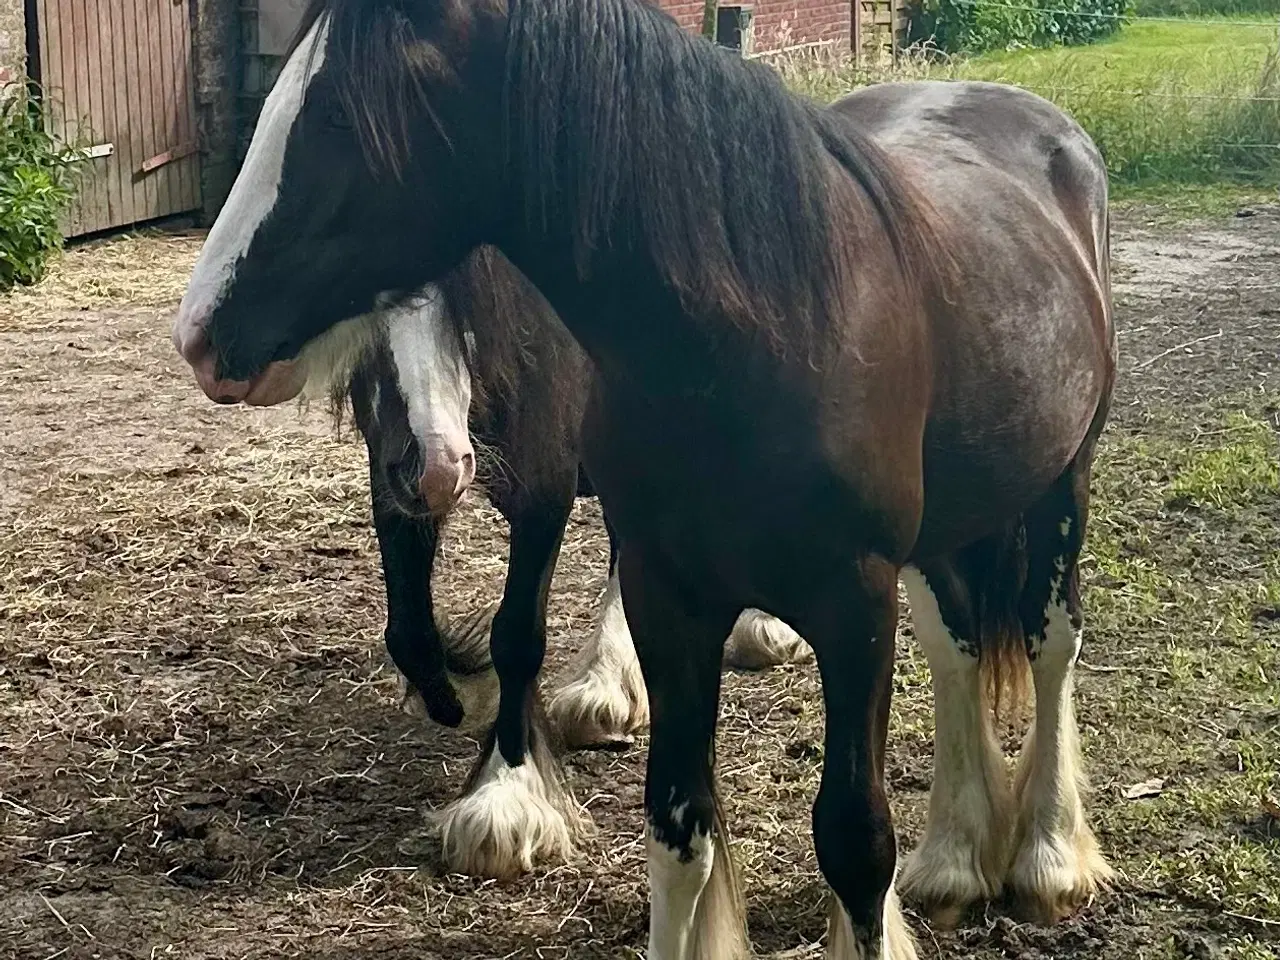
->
970, 517, 1032, 721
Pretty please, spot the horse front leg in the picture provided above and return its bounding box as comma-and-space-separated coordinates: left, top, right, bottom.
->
433, 477, 588, 879
618, 547, 749, 960
804, 556, 917, 960
369, 455, 465, 728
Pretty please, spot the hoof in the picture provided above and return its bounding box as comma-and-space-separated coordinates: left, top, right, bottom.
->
1007, 826, 1113, 924
434, 751, 589, 879
723, 609, 812, 671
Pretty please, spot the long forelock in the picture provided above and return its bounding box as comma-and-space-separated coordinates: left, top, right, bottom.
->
287, 0, 446, 180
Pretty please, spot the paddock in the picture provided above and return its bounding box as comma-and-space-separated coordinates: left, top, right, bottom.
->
0, 203, 1277, 958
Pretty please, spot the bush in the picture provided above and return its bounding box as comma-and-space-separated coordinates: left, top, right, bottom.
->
911, 0, 1132, 52
0, 82, 84, 291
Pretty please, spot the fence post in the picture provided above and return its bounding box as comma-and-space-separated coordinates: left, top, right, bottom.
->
890, 0, 899, 61
702, 0, 718, 39
852, 0, 862, 67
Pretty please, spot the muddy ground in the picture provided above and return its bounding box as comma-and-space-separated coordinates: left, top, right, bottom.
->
0, 205, 1277, 960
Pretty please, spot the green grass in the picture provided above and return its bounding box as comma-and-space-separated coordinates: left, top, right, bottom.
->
775, 14, 1280, 193
958, 18, 1280, 184
1169, 412, 1280, 510
1134, 0, 1280, 16
1081, 399, 1280, 931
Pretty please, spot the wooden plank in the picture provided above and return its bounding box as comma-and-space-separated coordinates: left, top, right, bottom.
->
107, 0, 136, 228
128, 0, 157, 220
851, 0, 861, 64
158, 0, 182, 216
146, 0, 173, 218
175, 0, 202, 213
91, 0, 122, 229
163, 0, 188, 211
82, 0, 113, 232
67, 0, 90, 233
173, 0, 198, 215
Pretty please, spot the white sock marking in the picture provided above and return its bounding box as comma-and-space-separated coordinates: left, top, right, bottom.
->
898, 566, 1012, 914
646, 822, 714, 960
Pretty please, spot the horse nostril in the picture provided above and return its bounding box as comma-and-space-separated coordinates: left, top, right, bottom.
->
457, 452, 476, 488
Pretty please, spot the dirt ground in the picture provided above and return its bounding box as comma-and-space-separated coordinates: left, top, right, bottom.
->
1, 203, 1277, 960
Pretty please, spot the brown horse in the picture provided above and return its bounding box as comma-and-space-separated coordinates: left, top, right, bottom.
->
328, 246, 809, 878
170, 0, 1116, 953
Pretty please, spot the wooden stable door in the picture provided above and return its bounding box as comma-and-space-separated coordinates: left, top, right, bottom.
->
33, 0, 201, 236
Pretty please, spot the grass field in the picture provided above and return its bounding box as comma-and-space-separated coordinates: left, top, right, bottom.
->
777, 12, 1280, 202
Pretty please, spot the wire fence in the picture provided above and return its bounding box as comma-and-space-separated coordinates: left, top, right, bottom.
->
945, 0, 1280, 28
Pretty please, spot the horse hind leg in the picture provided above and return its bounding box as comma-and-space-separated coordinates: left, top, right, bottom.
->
547, 515, 650, 749
722, 609, 814, 671
546, 565, 650, 749
897, 553, 1018, 928
1008, 466, 1113, 923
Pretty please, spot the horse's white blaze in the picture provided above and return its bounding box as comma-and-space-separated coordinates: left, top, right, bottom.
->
646, 823, 715, 960
433, 744, 579, 879
175, 15, 331, 345
385, 288, 472, 461
547, 570, 650, 747
898, 566, 1013, 922
1010, 537, 1112, 921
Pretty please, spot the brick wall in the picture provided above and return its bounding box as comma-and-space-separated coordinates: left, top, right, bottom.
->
0, 0, 24, 86
658, 0, 852, 51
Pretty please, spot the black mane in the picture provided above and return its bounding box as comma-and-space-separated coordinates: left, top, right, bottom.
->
290, 0, 933, 357
504, 0, 932, 354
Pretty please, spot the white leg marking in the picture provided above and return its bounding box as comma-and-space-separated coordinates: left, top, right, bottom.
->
826, 879, 918, 960
647, 824, 716, 960
433, 737, 586, 879
723, 609, 813, 671
547, 571, 650, 748
177, 15, 331, 335
897, 567, 1014, 924
1010, 535, 1112, 923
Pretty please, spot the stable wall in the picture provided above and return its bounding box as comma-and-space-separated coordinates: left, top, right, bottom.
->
661, 0, 853, 51
0, 0, 24, 86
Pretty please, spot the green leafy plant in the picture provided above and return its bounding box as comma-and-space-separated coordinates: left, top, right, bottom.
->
0, 82, 85, 291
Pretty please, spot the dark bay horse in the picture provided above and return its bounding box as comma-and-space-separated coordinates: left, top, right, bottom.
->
316, 245, 809, 878
170, 0, 1117, 953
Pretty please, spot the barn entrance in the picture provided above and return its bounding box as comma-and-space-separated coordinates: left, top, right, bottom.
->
26, 0, 202, 237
